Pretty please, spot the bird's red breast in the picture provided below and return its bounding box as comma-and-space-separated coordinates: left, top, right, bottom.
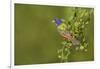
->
60, 32, 73, 41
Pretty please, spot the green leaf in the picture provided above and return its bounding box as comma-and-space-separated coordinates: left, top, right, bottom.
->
86, 21, 89, 24
65, 48, 68, 51
83, 38, 85, 42
84, 49, 88, 52
80, 45, 84, 50
61, 41, 67, 45
57, 49, 62, 53
75, 47, 79, 51
81, 25, 84, 28
58, 55, 61, 58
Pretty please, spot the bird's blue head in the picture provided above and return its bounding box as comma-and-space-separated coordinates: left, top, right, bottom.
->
54, 18, 62, 26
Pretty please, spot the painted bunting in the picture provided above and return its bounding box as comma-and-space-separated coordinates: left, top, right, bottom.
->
53, 18, 80, 46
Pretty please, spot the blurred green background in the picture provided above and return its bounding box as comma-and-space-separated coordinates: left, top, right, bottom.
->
15, 4, 94, 65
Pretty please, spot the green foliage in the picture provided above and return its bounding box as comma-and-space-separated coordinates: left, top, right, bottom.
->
57, 7, 93, 62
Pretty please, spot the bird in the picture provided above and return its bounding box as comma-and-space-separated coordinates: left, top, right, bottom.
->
52, 18, 80, 46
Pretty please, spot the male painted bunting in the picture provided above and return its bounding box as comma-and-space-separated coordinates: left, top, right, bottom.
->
53, 18, 80, 46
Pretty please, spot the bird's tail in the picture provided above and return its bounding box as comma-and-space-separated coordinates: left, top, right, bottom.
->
71, 38, 80, 46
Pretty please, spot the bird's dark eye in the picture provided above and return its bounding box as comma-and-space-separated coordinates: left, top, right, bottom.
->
70, 34, 73, 36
